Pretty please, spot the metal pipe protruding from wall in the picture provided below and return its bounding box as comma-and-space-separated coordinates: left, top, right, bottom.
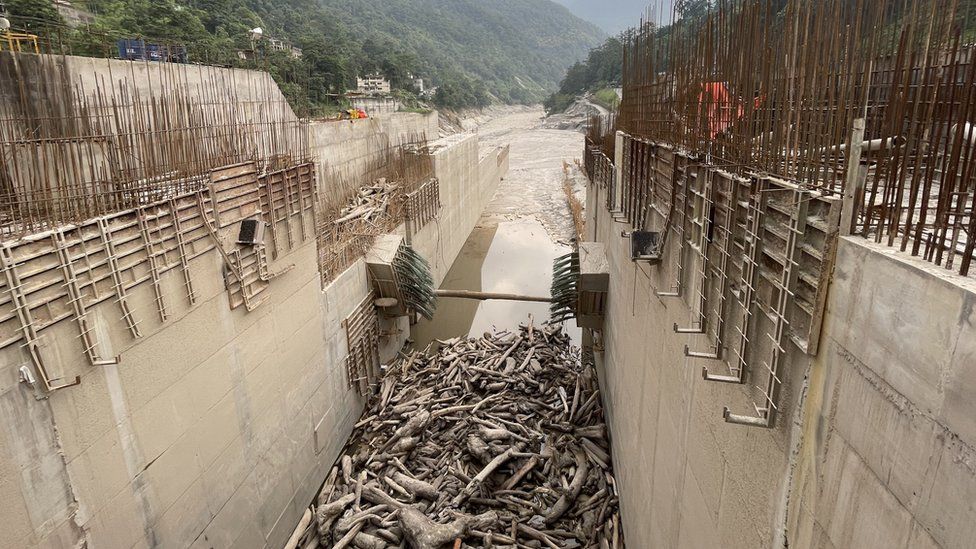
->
434, 289, 552, 303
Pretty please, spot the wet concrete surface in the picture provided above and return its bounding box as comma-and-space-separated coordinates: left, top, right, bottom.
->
412, 108, 586, 346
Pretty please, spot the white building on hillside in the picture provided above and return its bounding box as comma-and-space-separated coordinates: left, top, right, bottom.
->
357, 74, 391, 95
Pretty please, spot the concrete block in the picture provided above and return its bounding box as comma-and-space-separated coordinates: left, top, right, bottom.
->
182, 392, 241, 474
49, 366, 117, 463
85, 487, 151, 549
252, 453, 297, 540
142, 432, 204, 517
365, 234, 408, 317
151, 474, 214, 548
27, 518, 87, 549
0, 454, 35, 548
129, 387, 186, 466
241, 362, 284, 444
270, 277, 321, 343
684, 418, 727, 524
907, 521, 940, 549
200, 435, 248, 519
646, 410, 684, 544
829, 353, 938, 513
578, 242, 609, 329
809, 521, 839, 549
226, 307, 280, 378
912, 436, 976, 548
715, 474, 769, 549
0, 382, 78, 545
117, 294, 237, 413
192, 478, 264, 549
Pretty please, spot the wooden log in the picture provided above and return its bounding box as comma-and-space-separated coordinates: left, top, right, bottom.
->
452, 444, 523, 507
284, 508, 313, 549
500, 455, 540, 491
310, 323, 622, 547
546, 447, 589, 524
399, 506, 498, 549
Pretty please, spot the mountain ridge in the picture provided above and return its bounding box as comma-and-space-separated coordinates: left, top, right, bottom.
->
25, 0, 604, 110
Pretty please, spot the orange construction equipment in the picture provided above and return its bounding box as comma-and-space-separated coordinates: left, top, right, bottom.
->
697, 81, 763, 138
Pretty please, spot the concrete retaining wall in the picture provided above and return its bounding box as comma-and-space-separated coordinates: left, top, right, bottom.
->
308, 112, 438, 195
0, 59, 501, 549
374, 134, 508, 359
0, 212, 369, 549
586, 179, 976, 549
408, 135, 507, 286
789, 240, 976, 549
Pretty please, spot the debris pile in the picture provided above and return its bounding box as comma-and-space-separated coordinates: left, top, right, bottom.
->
312, 323, 623, 548
334, 179, 402, 226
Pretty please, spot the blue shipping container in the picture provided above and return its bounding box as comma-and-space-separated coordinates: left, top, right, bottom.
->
117, 39, 188, 63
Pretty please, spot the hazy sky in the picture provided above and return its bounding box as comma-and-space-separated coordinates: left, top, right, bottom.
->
553, 0, 674, 35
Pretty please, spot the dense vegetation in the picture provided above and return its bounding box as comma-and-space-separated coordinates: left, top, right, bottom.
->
9, 0, 603, 112
543, 1, 716, 114
544, 36, 624, 114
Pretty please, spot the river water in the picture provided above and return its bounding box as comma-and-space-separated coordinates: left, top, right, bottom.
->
412, 109, 586, 346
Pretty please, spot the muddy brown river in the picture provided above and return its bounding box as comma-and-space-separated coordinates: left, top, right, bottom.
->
412, 109, 586, 346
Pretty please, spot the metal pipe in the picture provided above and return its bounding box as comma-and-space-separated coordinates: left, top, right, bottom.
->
434, 289, 552, 303
950, 122, 976, 147
821, 135, 905, 155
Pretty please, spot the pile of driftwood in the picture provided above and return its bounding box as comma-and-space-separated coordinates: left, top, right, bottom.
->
334, 179, 402, 225
305, 322, 623, 549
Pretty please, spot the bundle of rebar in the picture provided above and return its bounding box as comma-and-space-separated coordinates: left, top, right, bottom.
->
615, 0, 976, 276
0, 53, 307, 239
393, 243, 437, 320
306, 321, 623, 549
317, 136, 435, 285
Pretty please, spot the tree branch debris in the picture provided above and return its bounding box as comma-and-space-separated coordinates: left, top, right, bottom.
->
310, 322, 623, 548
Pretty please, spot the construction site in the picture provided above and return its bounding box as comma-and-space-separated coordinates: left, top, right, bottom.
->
1, 0, 976, 548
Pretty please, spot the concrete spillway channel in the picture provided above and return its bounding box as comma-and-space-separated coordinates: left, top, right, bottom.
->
305, 323, 623, 548
291, 112, 621, 547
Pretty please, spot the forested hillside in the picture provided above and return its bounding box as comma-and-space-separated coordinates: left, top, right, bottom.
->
8, 0, 603, 112
543, 0, 713, 114
544, 37, 624, 114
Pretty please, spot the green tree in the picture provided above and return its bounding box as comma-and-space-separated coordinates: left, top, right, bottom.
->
7, 0, 63, 31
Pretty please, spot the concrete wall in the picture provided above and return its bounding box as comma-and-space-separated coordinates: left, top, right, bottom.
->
308, 111, 438, 193
587, 178, 792, 548
60, 56, 294, 115
373, 135, 508, 358
350, 96, 402, 116
0, 58, 502, 549
408, 135, 508, 286
585, 180, 976, 549
0, 205, 370, 549
789, 240, 976, 549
